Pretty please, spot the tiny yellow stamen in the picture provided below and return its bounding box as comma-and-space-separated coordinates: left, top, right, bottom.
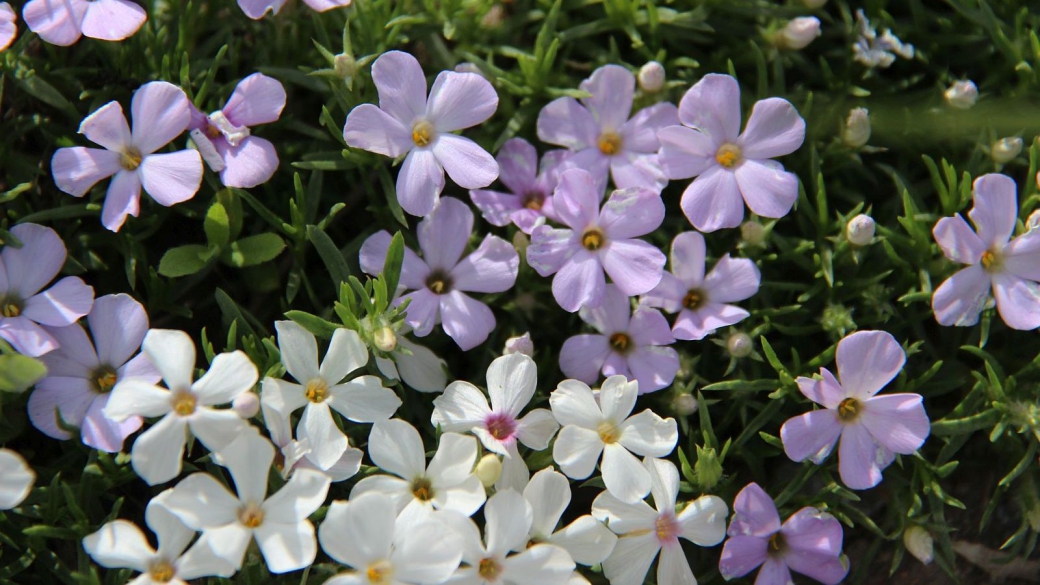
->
609, 332, 631, 353
305, 379, 329, 403
768, 532, 785, 553
93, 366, 118, 393
683, 289, 705, 310
171, 391, 197, 416
598, 420, 620, 444
412, 476, 434, 501
412, 120, 434, 147
239, 504, 265, 528
837, 397, 860, 422
1, 302, 20, 318
366, 561, 393, 584
582, 228, 605, 251
980, 249, 1003, 272
598, 131, 623, 156
715, 143, 742, 168
425, 270, 453, 295
121, 147, 143, 171
478, 557, 502, 580
522, 191, 545, 211
148, 560, 176, 583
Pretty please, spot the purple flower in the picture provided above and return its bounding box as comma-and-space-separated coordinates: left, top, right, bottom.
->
189, 73, 286, 189
28, 294, 160, 452
720, 482, 848, 585
780, 330, 930, 490
344, 50, 499, 217
560, 284, 679, 394
658, 74, 806, 232
238, 0, 350, 19
469, 138, 569, 234
360, 197, 519, 351
22, 0, 145, 46
0, 223, 94, 357
527, 168, 666, 312
0, 3, 16, 51
537, 65, 678, 193
642, 231, 760, 340
932, 173, 1040, 330
51, 81, 203, 232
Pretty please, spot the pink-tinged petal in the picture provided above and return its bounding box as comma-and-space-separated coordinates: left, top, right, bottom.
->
609, 152, 668, 192
728, 483, 780, 538
89, 294, 148, 367
554, 250, 607, 312
537, 97, 598, 150
781, 507, 843, 557
678, 74, 741, 144
80, 0, 145, 42
933, 215, 986, 265
496, 138, 539, 195
835, 330, 905, 399
237, 0, 287, 18
23, 0, 87, 46
130, 82, 191, 155
372, 50, 427, 125
580, 65, 635, 132
81, 395, 142, 452
470, 189, 523, 227
101, 170, 142, 232
734, 159, 799, 219
358, 231, 429, 290
627, 306, 674, 346
796, 368, 844, 408
669, 232, 706, 287
216, 136, 278, 189
1005, 231, 1040, 281
223, 73, 286, 127
400, 289, 440, 337
932, 264, 992, 327
837, 422, 888, 490
719, 535, 768, 580
28, 378, 95, 439
301, 0, 351, 11
131, 414, 188, 485
4, 223, 67, 298
755, 556, 794, 585
657, 125, 716, 180
626, 346, 679, 394
0, 3, 16, 51
704, 255, 760, 302
0, 316, 59, 356
559, 334, 611, 384
23, 277, 94, 327
599, 187, 665, 240
343, 103, 413, 158
860, 394, 930, 455
451, 235, 518, 293
426, 70, 498, 132
969, 173, 1018, 248
527, 226, 577, 277
396, 149, 445, 217
642, 272, 686, 314
621, 103, 679, 153
783, 550, 848, 585
672, 303, 750, 341
579, 285, 631, 336
51, 147, 121, 198
600, 239, 666, 297
780, 409, 841, 464
992, 273, 1040, 330
439, 291, 495, 351
418, 196, 472, 270
553, 168, 602, 230
79, 101, 131, 151
737, 98, 805, 159
431, 134, 498, 190
139, 150, 203, 206
680, 166, 745, 232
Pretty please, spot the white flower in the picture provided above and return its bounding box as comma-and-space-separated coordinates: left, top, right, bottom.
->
549, 376, 678, 503
852, 10, 914, 68
523, 468, 617, 566
104, 329, 257, 485
846, 214, 876, 246
162, 431, 331, 573
0, 449, 34, 509
843, 107, 871, 148
440, 490, 575, 585
375, 332, 449, 393
351, 418, 486, 527
991, 137, 1023, 164
262, 403, 362, 482
778, 17, 821, 50
261, 321, 401, 470
637, 62, 665, 92
432, 353, 559, 492
319, 492, 464, 584
592, 458, 728, 585
83, 490, 236, 584
944, 80, 978, 109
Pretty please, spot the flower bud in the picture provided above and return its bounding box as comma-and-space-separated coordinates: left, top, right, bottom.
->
512, 230, 529, 257
842, 107, 871, 148
741, 221, 766, 246
903, 525, 934, 565
694, 444, 723, 489
1027, 209, 1040, 231
474, 454, 502, 488
672, 393, 698, 416
726, 332, 754, 358
821, 304, 856, 337
944, 80, 978, 110
778, 17, 821, 50
455, 62, 484, 77
503, 332, 534, 357
373, 326, 397, 353
232, 392, 260, 419
846, 214, 876, 246
991, 137, 1023, 164
333, 53, 357, 79
638, 61, 666, 93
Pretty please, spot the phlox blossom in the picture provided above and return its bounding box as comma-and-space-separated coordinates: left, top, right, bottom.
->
470, 138, 568, 234
23, 0, 145, 46
0, 3, 16, 51
522, 467, 618, 567
238, 0, 350, 19
0, 449, 34, 510
262, 403, 363, 482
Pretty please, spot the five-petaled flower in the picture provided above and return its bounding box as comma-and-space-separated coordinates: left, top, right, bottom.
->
469, 138, 568, 234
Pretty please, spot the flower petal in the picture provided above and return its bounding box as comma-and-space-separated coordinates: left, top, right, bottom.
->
216, 135, 279, 189
719, 534, 768, 580
517, 408, 559, 450
368, 419, 426, 479
559, 334, 611, 384
440, 291, 495, 351
781, 409, 842, 464
495, 138, 539, 195
27, 378, 94, 439
580, 65, 635, 132
79, 101, 131, 151
80, 0, 145, 42
426, 432, 478, 487
553, 425, 604, 480
860, 394, 930, 455
396, 149, 445, 217
432, 134, 499, 190
527, 226, 577, 277
704, 255, 760, 303
537, 97, 598, 151
969, 173, 1018, 248
657, 543, 696, 585
600, 239, 666, 297
609, 151, 668, 193
139, 150, 203, 207
993, 273, 1040, 330
141, 329, 195, 390
485, 490, 534, 556
319, 328, 368, 384
734, 159, 799, 219
81, 396, 142, 452
672, 303, 750, 341
0, 316, 58, 357
756, 556, 794, 585
192, 350, 258, 406
263, 468, 330, 524
932, 264, 991, 327
837, 422, 889, 490
4, 223, 67, 299
130, 414, 188, 485
680, 166, 745, 232
656, 125, 716, 180
255, 520, 317, 574
602, 444, 651, 504
727, 482, 780, 538
318, 496, 392, 568
22, 277, 94, 327
51, 147, 122, 198
626, 346, 679, 394
737, 98, 805, 159
359, 231, 430, 291
89, 294, 148, 367
100, 170, 142, 232
343, 103, 413, 158
130, 82, 191, 155
600, 532, 659, 585
549, 515, 617, 566
678, 73, 741, 143
933, 215, 986, 265
835, 330, 905, 399
23, 0, 87, 46
598, 187, 665, 240
82, 520, 154, 572
188, 408, 249, 453
426, 70, 498, 132
431, 380, 491, 431
274, 320, 319, 383
372, 50, 428, 125
1005, 230, 1040, 281
451, 235, 519, 294
327, 375, 402, 422
549, 379, 601, 429
395, 337, 447, 393
525, 468, 571, 538
617, 410, 677, 458
223, 73, 286, 127
298, 402, 347, 470
104, 379, 172, 420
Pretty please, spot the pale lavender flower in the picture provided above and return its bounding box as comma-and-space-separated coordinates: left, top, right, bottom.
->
29, 294, 159, 452
0, 223, 94, 357
527, 168, 666, 312
780, 330, 929, 490
189, 73, 286, 188
0, 3, 16, 51
238, 0, 350, 19
469, 138, 569, 234
657, 73, 806, 232
560, 284, 679, 394
537, 65, 678, 193
720, 483, 848, 585
344, 50, 499, 217
22, 0, 145, 46
360, 197, 518, 351
932, 174, 1040, 330
642, 231, 760, 340
851, 9, 914, 69
51, 81, 203, 232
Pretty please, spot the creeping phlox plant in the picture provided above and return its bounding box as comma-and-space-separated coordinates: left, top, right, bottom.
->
2, 1, 1040, 585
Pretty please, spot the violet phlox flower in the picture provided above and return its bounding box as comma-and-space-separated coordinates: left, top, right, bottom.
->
526, 168, 666, 312
189, 73, 286, 188
931, 173, 1040, 330
559, 284, 679, 394
51, 81, 204, 232
22, 0, 145, 46
642, 231, 761, 340
238, 0, 350, 19
469, 137, 569, 234
537, 64, 679, 193
0, 3, 16, 51
344, 50, 499, 217
780, 330, 930, 490
0, 223, 94, 357
29, 294, 160, 452
719, 482, 848, 585
360, 197, 519, 351
657, 73, 806, 232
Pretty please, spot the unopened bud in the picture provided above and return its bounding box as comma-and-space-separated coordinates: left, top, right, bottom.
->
842, 107, 871, 148
474, 454, 502, 488
726, 332, 754, 358
903, 526, 934, 565
778, 17, 821, 50
944, 80, 978, 110
638, 61, 666, 93
512, 231, 529, 257
232, 392, 260, 419
333, 53, 357, 79
1027, 209, 1040, 231
741, 221, 766, 246
504, 333, 534, 357
373, 326, 397, 353
694, 444, 723, 489
991, 137, 1023, 164
846, 214, 876, 246
672, 393, 698, 416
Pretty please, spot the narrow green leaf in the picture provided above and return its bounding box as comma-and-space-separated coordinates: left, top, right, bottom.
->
307, 226, 350, 285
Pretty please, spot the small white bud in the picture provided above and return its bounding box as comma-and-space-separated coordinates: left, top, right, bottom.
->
741, 221, 766, 246
991, 137, 1023, 164
802, 0, 828, 7
944, 80, 978, 110
474, 454, 502, 488
778, 17, 821, 50
454, 62, 483, 76
727, 332, 754, 358
842, 107, 871, 148
638, 61, 666, 93
232, 392, 260, 419
373, 326, 397, 353
333, 53, 357, 79
846, 214, 876, 246
1027, 209, 1040, 231
503, 333, 534, 357
672, 393, 698, 416
903, 526, 934, 565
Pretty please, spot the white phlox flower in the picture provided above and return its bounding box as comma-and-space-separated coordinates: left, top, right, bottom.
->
852, 9, 914, 68
523, 467, 618, 568
262, 403, 362, 482
104, 329, 257, 486
374, 327, 449, 393
0, 449, 35, 510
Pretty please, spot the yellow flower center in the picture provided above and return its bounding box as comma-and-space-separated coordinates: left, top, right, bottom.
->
148, 560, 176, 583
1, 300, 21, 318
425, 269, 453, 295
683, 289, 705, 310
522, 191, 545, 211
768, 531, 786, 553
598, 131, 623, 156
92, 366, 119, 393
305, 378, 329, 403
411, 476, 434, 501
366, 560, 394, 583
609, 332, 631, 353
478, 557, 502, 580
980, 249, 1003, 272
412, 120, 434, 147
655, 513, 680, 542
837, 397, 860, 422
121, 146, 143, 171
171, 391, 197, 416
598, 420, 620, 444
715, 143, 742, 168
238, 503, 265, 528
582, 228, 605, 251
